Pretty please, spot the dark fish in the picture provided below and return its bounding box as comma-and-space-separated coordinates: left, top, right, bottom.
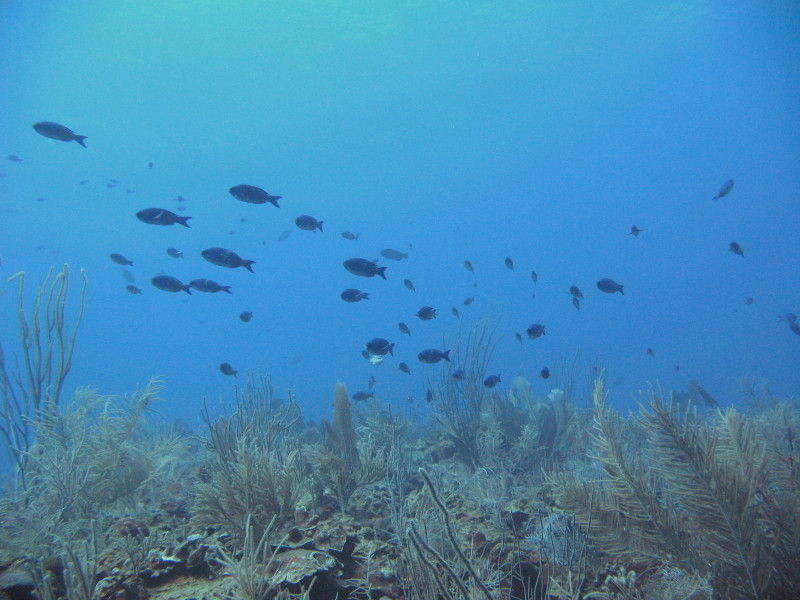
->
527, 323, 546, 339
452, 307, 459, 318
531, 271, 538, 285
136, 208, 191, 227
202, 247, 255, 272
569, 286, 583, 299
110, 179, 120, 184
398, 322, 411, 336
110, 253, 133, 266
166, 247, 184, 259
464, 296, 475, 306
539, 366, 550, 379
504, 257, 514, 271
572, 296, 580, 311
125, 285, 142, 295
295, 215, 323, 232
404, 279, 416, 292
32, 122, 87, 147
729, 242, 744, 257
79, 179, 88, 184
344, 258, 386, 279
647, 347, 655, 356
674, 365, 681, 372
416, 306, 436, 320
425, 389, 434, 403
484, 374, 501, 388
597, 278, 624, 294
277, 229, 293, 241
341, 231, 360, 240
240, 311, 253, 322
177, 206, 187, 212
790, 322, 800, 337
229, 184, 281, 207
713, 179, 734, 201
152, 275, 191, 294
365, 338, 394, 357
418, 348, 450, 364
515, 332, 522, 343
399, 362, 411, 374
744, 297, 754, 306
352, 391, 374, 402
341, 288, 369, 302
189, 278, 232, 294
219, 363, 238, 378
148, 161, 153, 168
120, 268, 135, 283
452, 369, 465, 380
462, 260, 474, 273
368, 375, 376, 391
7, 155, 22, 163
176, 195, 186, 202
107, 183, 117, 188
381, 248, 408, 261
778, 313, 798, 324
629, 225, 643, 236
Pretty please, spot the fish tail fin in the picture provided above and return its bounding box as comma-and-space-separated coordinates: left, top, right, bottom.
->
183, 285, 192, 295
243, 260, 256, 273
443, 350, 451, 362
223, 286, 232, 294
619, 285, 624, 295
363, 293, 369, 300
74, 135, 87, 148
269, 195, 281, 208
377, 266, 387, 280
177, 216, 192, 228
318, 221, 323, 232
388, 344, 395, 356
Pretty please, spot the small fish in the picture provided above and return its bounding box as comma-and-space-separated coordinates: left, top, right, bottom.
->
713, 179, 734, 201
418, 348, 450, 364
462, 260, 474, 273
125, 285, 142, 295
504, 257, 514, 271
539, 366, 550, 380
744, 297, 754, 306
530, 271, 538, 285
572, 296, 580, 311
107, 183, 117, 188
126, 189, 135, 194
778, 313, 798, 324
484, 374, 501, 388
398, 322, 411, 336
32, 122, 87, 147
136, 208, 191, 227
240, 311, 253, 322
452, 369, 466, 380
176, 195, 186, 202
527, 323, 546, 339
189, 278, 232, 294
277, 229, 293, 241
352, 391, 374, 402
404, 279, 416, 293
515, 332, 522, 343
7, 155, 22, 163
341, 288, 369, 302
791, 321, 800, 337
109, 253, 133, 266
452, 307, 459, 318
416, 306, 437, 320
569, 286, 584, 299
120, 268, 135, 283
629, 225, 643, 236
674, 365, 681, 372
152, 275, 191, 294
79, 179, 88, 184
425, 389, 434, 403
368, 375, 376, 391
110, 179, 120, 184
295, 215, 323, 232
219, 363, 238, 378
341, 231, 360, 240
148, 161, 153, 169
202, 247, 255, 272
597, 278, 624, 294
729, 242, 744, 257
365, 338, 394, 357
381, 248, 408, 261
647, 347, 655, 356
399, 362, 411, 374
166, 247, 184, 259
177, 206, 187, 212
464, 296, 475, 306
344, 258, 386, 279
229, 184, 281, 207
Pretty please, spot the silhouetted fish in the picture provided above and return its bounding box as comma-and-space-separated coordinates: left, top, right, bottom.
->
713, 179, 734, 201
126, 285, 142, 295
341, 231, 360, 240
416, 306, 436, 320
572, 296, 580, 311
399, 362, 411, 374
136, 208, 191, 227
452, 307, 460, 318
190, 278, 232, 294
229, 184, 281, 207
398, 322, 411, 336
220, 363, 238, 377
365, 338, 394, 356
7, 155, 22, 163
569, 286, 583, 299
452, 369, 465, 380
152, 275, 191, 294
527, 323, 545, 339
352, 391, 374, 402
240, 311, 253, 322
202, 247, 255, 272
404, 279, 416, 293
341, 288, 369, 302
110, 253, 133, 266
462, 260, 474, 273
344, 258, 386, 279
277, 229, 293, 241
504, 257, 514, 271
33, 122, 87, 147
629, 225, 643, 236
539, 366, 550, 379
418, 349, 450, 364
296, 215, 323, 232
120, 268, 135, 283
381, 248, 408, 261
597, 278, 624, 294
729, 242, 744, 257
515, 332, 522, 343
167, 248, 184, 259
484, 374, 501, 388
464, 296, 475, 306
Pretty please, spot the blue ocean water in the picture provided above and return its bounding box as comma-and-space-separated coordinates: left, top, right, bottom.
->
1, 1, 798, 426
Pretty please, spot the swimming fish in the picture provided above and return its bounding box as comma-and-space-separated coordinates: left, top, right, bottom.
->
452, 307, 460, 318
202, 247, 255, 272
229, 184, 281, 207
399, 362, 411, 374
166, 248, 184, 259
295, 215, 323, 232
504, 257, 514, 271
33, 122, 87, 147
344, 258, 386, 279
629, 225, 643, 236
416, 306, 436, 320
110, 253, 133, 266
597, 278, 624, 294
462, 260, 474, 273
365, 338, 394, 357
277, 229, 293, 241
418, 349, 450, 364
352, 391, 374, 402
381, 248, 408, 261
120, 268, 135, 283
404, 279, 416, 293
7, 155, 22, 163
341, 231, 360, 240
464, 296, 475, 306
713, 179, 734, 201
398, 322, 411, 336
452, 369, 465, 380
484, 374, 501, 388
136, 208, 191, 227
527, 323, 546, 339
152, 275, 191, 294
125, 285, 142, 295
240, 311, 253, 322
219, 363, 238, 378
515, 332, 522, 343
530, 271, 538, 285
572, 296, 580, 311
539, 367, 550, 379
729, 242, 744, 257
341, 289, 369, 302
569, 286, 583, 299
189, 279, 232, 294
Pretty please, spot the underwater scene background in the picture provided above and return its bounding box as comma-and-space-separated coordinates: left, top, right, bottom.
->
1, 2, 799, 600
